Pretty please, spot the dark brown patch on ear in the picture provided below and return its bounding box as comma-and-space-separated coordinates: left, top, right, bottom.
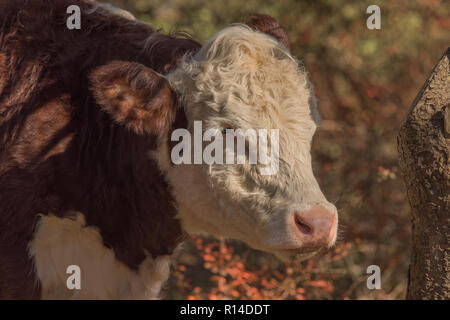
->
245, 14, 290, 50
89, 61, 177, 136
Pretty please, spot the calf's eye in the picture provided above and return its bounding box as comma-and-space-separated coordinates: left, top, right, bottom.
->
221, 127, 234, 134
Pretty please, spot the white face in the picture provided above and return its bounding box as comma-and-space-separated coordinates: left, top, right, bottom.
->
162, 25, 338, 263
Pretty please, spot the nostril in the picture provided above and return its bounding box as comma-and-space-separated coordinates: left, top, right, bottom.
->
295, 216, 313, 235
292, 206, 338, 249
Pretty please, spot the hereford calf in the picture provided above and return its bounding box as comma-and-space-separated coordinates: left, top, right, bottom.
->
0, 0, 337, 299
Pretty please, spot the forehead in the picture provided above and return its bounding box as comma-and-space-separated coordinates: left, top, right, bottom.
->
194, 25, 320, 137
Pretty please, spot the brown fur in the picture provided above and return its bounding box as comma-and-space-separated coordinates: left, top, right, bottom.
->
245, 14, 291, 50
90, 61, 178, 135
0, 0, 199, 299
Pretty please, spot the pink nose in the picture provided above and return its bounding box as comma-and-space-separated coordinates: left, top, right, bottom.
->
293, 205, 337, 250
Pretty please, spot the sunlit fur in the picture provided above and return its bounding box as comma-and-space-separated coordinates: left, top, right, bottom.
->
161, 25, 338, 262
85, 0, 136, 20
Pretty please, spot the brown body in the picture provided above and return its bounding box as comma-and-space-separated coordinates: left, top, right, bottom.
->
0, 0, 199, 299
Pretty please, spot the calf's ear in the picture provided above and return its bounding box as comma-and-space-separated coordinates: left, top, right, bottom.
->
245, 14, 290, 50
89, 61, 177, 135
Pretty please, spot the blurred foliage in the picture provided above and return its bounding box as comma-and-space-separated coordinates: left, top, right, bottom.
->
108, 0, 450, 299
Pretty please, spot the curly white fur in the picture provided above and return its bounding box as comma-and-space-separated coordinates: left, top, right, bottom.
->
163, 25, 337, 262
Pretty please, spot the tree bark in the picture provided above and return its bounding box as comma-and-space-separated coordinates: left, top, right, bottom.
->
398, 47, 450, 299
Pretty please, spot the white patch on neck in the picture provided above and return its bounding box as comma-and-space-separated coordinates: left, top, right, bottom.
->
149, 134, 261, 248
28, 212, 172, 300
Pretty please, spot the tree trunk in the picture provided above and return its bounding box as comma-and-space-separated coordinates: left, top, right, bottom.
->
398, 47, 450, 299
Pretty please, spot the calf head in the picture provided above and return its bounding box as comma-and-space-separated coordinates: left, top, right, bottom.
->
90, 15, 338, 263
